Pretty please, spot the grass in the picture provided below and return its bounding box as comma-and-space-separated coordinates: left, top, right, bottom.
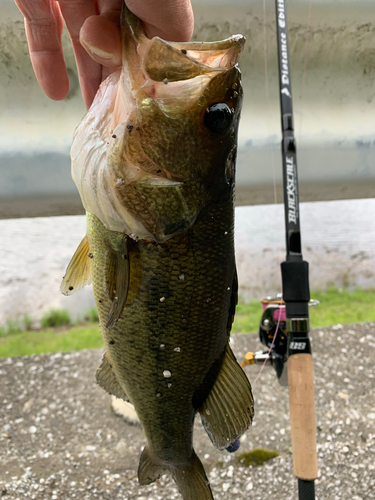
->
307, 287, 375, 327
84, 308, 99, 322
0, 323, 102, 358
41, 309, 71, 328
0, 316, 31, 338
0, 288, 374, 358
232, 301, 262, 334
232, 287, 375, 333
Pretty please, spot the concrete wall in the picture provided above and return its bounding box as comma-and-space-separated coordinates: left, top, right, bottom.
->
0, 0, 374, 218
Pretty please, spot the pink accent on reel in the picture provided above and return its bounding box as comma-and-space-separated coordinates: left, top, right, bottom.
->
273, 307, 286, 321
261, 302, 286, 321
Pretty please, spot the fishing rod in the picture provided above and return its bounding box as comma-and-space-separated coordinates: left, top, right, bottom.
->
274, 0, 318, 498
241, 1, 318, 498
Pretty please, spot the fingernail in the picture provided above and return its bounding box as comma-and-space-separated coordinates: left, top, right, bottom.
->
82, 40, 113, 60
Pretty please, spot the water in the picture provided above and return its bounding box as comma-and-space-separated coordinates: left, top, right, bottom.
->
0, 215, 90, 326
235, 198, 375, 299
0, 199, 374, 326
236, 198, 375, 254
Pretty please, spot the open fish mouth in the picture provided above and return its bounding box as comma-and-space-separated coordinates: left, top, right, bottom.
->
71, 7, 245, 243
124, 8, 244, 95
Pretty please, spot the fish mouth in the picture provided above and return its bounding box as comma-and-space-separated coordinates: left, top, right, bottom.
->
123, 7, 245, 77
122, 7, 245, 109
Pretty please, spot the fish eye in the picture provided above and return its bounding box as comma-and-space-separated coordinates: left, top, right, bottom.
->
204, 103, 233, 135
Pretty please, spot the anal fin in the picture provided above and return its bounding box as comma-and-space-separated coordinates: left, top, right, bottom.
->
105, 237, 130, 328
199, 343, 254, 450
96, 352, 130, 402
138, 446, 166, 485
60, 235, 92, 295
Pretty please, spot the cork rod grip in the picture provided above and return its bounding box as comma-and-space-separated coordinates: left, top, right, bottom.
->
288, 353, 318, 480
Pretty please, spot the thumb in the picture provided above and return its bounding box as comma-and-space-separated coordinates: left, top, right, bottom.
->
80, 15, 122, 68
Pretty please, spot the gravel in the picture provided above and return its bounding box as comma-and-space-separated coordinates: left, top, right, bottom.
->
1, 322, 375, 499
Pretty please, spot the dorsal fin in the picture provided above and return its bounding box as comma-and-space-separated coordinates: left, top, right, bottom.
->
60, 235, 92, 296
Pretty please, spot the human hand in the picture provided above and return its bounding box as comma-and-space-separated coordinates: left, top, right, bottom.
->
14, 0, 194, 109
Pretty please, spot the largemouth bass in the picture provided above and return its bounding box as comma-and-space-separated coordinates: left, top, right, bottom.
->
61, 6, 253, 500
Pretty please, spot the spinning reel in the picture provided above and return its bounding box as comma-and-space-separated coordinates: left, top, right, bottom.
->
241, 295, 319, 385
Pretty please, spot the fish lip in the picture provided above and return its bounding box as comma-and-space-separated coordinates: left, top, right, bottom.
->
174, 34, 246, 61
122, 6, 246, 90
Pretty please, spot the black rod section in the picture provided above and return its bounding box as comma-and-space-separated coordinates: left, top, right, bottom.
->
298, 479, 316, 500
275, 0, 311, 320
275, 0, 301, 257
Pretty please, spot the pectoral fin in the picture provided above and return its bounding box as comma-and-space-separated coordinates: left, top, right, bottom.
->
199, 343, 254, 450
105, 237, 130, 328
96, 352, 130, 402
60, 235, 92, 296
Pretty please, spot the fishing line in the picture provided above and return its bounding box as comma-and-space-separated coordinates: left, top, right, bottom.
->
253, 313, 282, 385
262, 0, 278, 206
298, 0, 313, 138
253, 0, 284, 384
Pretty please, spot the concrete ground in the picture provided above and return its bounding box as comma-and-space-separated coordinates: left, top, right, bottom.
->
1, 322, 374, 500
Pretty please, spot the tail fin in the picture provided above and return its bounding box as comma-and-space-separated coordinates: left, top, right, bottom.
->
172, 452, 214, 500
138, 447, 213, 500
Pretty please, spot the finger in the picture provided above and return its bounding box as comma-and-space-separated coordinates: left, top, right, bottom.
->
80, 15, 122, 69
79, 0, 122, 80
80, 0, 194, 70
98, 0, 122, 21
97, 0, 123, 80
125, 0, 194, 42
14, 0, 69, 100
82, 0, 122, 67
57, 0, 103, 109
